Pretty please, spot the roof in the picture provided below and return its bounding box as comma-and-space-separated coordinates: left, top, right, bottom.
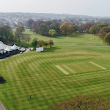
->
11, 44, 19, 50
5, 46, 13, 51
0, 41, 3, 44
0, 41, 19, 51
0, 43, 7, 50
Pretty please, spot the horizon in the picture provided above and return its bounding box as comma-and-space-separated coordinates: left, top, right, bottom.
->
0, 12, 109, 18
0, 0, 110, 17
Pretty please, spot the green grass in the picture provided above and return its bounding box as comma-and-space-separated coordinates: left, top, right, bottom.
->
61, 65, 77, 74
23, 29, 107, 46
0, 30, 110, 110
59, 62, 104, 74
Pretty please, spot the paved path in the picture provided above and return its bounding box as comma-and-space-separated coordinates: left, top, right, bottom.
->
0, 101, 5, 110
0, 48, 30, 61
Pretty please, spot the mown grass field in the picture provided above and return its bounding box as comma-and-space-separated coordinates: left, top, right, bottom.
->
56, 62, 105, 75
0, 30, 110, 110
23, 29, 107, 46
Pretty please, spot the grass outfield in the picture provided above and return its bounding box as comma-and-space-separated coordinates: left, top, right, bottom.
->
0, 31, 110, 110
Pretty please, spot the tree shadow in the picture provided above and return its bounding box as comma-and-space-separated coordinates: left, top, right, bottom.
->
70, 33, 85, 38
45, 35, 63, 39
44, 47, 60, 52
0, 79, 6, 84
55, 36, 63, 39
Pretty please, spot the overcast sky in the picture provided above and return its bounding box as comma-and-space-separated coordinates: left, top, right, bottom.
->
0, 0, 110, 17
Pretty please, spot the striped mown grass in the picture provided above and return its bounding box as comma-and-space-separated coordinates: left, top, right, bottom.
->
0, 33, 110, 110
56, 65, 69, 75
57, 62, 105, 75
0, 50, 110, 110
67, 62, 104, 73
62, 65, 77, 74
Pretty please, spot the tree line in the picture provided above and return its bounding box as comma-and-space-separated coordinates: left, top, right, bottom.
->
27, 19, 76, 36
27, 19, 110, 44
1, 20, 110, 46
0, 24, 54, 49
31, 38, 54, 49
89, 24, 110, 45
0, 25, 14, 42
0, 25, 31, 46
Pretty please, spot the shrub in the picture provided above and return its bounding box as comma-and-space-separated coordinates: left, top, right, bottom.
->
31, 38, 38, 49
48, 95, 110, 110
0, 76, 4, 83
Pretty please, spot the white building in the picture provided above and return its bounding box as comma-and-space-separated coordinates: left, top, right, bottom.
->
36, 47, 44, 52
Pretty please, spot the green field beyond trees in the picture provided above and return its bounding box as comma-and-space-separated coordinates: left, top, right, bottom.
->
0, 30, 110, 110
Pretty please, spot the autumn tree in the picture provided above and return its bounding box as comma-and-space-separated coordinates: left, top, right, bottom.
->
77, 22, 94, 33
68, 25, 74, 34
96, 23, 108, 34
48, 39, 54, 47
44, 41, 49, 48
15, 26, 25, 44
104, 32, 110, 45
84, 22, 94, 31
89, 25, 97, 35
37, 39, 45, 47
60, 22, 69, 36
48, 95, 110, 110
31, 21, 38, 32
32, 20, 45, 33
45, 21, 52, 25
49, 29, 57, 37
77, 25, 83, 33
54, 21, 61, 35
85, 29, 89, 33
98, 26, 110, 39
60, 22, 74, 36
27, 19, 34, 29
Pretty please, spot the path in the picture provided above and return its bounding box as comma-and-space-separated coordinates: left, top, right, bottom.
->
0, 48, 30, 61
0, 101, 5, 110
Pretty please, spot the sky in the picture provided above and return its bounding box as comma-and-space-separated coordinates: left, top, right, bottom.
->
0, 0, 110, 17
